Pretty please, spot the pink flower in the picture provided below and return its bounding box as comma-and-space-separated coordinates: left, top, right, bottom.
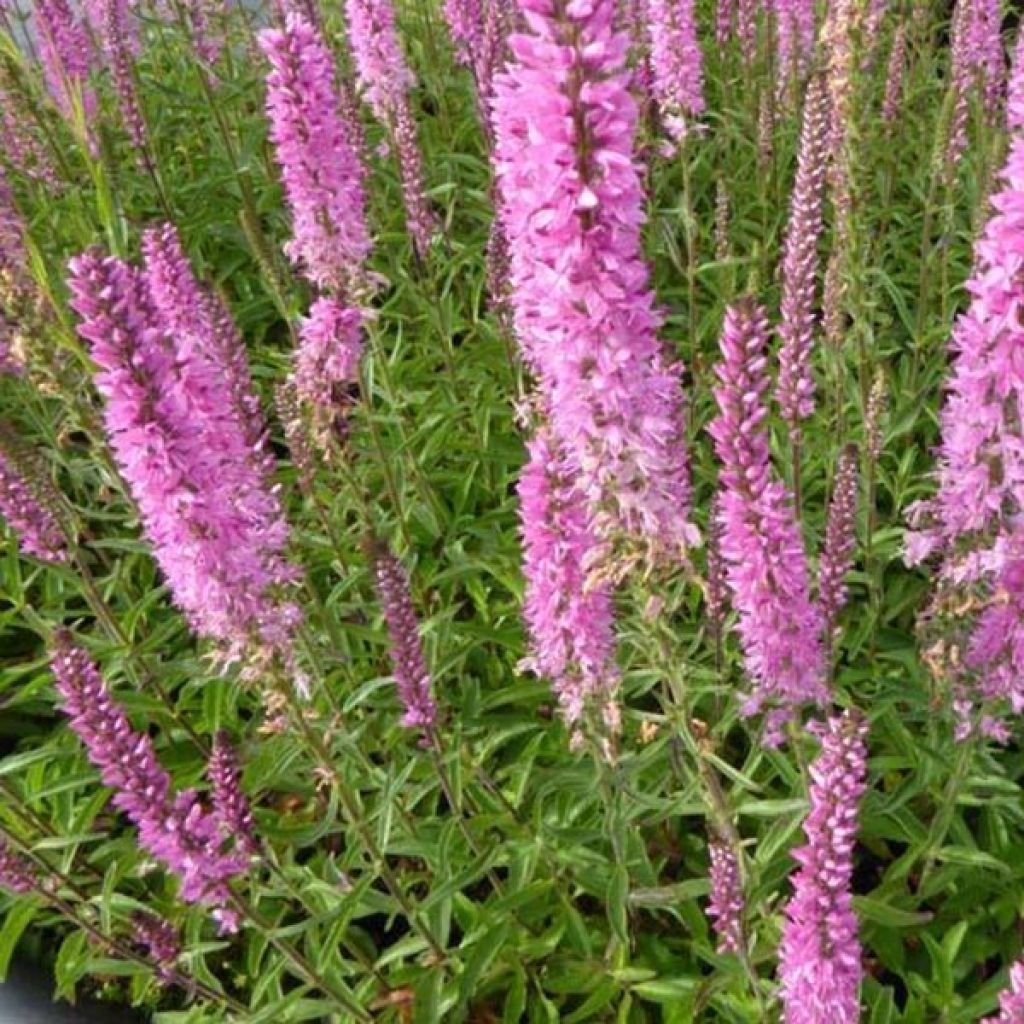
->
775, 0, 814, 99
0, 427, 67, 563
778, 711, 868, 1024
882, 24, 906, 124
709, 300, 825, 739
344, 0, 414, 121
344, 0, 436, 258
68, 238, 301, 672
132, 913, 181, 982
295, 297, 364, 408
33, 0, 97, 123
518, 428, 619, 730
443, 0, 482, 64
905, 78, 1024, 736
260, 15, 371, 293
52, 633, 247, 929
492, 0, 697, 569
0, 839, 36, 894
370, 545, 437, 732
818, 445, 859, 642
776, 74, 829, 433
707, 837, 744, 955
646, 0, 704, 148
208, 733, 258, 856
94, 0, 146, 151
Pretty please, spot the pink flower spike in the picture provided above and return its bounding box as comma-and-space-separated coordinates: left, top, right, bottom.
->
779, 711, 868, 1024
259, 15, 371, 293
646, 0, 704, 150
709, 300, 826, 737
371, 545, 438, 734
776, 75, 829, 435
518, 428, 620, 731
52, 633, 248, 928
492, 0, 697, 570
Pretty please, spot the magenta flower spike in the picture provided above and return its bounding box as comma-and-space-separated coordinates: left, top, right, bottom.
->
715, 0, 733, 47
0, 433, 66, 564
51, 634, 248, 929
646, 0, 704, 150
259, 15, 371, 294
370, 545, 437, 733
0, 77, 57, 184
492, 0, 697, 570
517, 428, 620, 732
344, 0, 414, 121
443, 0, 482, 64
709, 300, 825, 741
881, 23, 906, 124
735, 0, 757, 70
208, 733, 258, 856
0, 838, 36, 894
1009, 29, 1024, 132
707, 836, 745, 955
94, 0, 147, 151
905, 68, 1024, 735
344, 0, 436, 258
778, 711, 868, 1024
132, 912, 181, 983
776, 75, 829, 434
295, 297, 365, 408
33, 0, 97, 124
67, 243, 301, 673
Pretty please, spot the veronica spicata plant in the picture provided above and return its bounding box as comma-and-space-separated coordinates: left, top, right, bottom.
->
0, 0, 1021, 1019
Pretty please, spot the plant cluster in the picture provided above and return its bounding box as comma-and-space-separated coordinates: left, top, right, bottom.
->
0, 0, 1022, 1021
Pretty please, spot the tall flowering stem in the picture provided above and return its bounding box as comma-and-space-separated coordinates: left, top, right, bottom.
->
646, 0, 704, 150
518, 428, 620, 736
1009, 30, 1024, 133
735, 0, 757, 71
67, 241, 302, 675
344, 0, 436, 259
51, 633, 248, 928
0, 66, 57, 185
132, 913, 181, 983
776, 74, 829, 440
370, 543, 437, 733
1, 166, 36, 376
778, 710, 868, 1024
715, 0, 733, 47
295, 297, 364, 411
905, 97, 1024, 737
492, 0, 697, 572
709, 300, 825, 742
